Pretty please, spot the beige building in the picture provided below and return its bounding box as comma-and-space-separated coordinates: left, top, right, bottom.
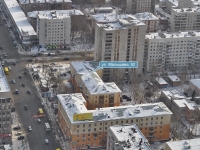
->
18, 0, 72, 15
57, 93, 173, 149
70, 61, 121, 110
107, 124, 151, 150
94, 14, 146, 81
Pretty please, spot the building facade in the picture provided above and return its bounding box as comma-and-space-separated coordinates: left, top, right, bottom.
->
37, 10, 71, 50
0, 65, 12, 144
70, 61, 121, 110
107, 124, 151, 150
18, 0, 72, 15
145, 31, 200, 72
57, 93, 172, 149
94, 15, 146, 81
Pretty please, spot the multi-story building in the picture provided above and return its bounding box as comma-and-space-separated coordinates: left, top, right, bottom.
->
94, 15, 146, 80
70, 61, 121, 109
0, 65, 12, 144
37, 10, 71, 50
126, 0, 156, 14
57, 93, 172, 149
145, 31, 200, 72
18, 0, 72, 15
1, 0, 37, 49
134, 12, 159, 33
27, 9, 84, 31
107, 124, 151, 150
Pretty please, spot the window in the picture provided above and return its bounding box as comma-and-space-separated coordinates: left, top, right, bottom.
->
100, 123, 102, 125
116, 121, 118, 124
89, 124, 91, 127
121, 121, 123, 123
88, 134, 90, 136
83, 124, 85, 127
83, 129, 85, 132
94, 128, 96, 131
161, 117, 163, 119
77, 125, 79, 128
88, 129, 90, 132
146, 118, 148, 121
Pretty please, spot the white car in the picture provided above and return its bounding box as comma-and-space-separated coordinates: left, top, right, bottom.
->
28, 126, 32, 131
4, 53, 7, 57
45, 139, 49, 144
12, 79, 15, 84
8, 66, 11, 70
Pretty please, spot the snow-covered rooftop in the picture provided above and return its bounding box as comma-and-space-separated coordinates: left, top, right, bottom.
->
173, 7, 200, 13
162, 89, 186, 100
146, 31, 200, 39
4, 0, 36, 36
168, 75, 180, 82
57, 94, 173, 124
38, 11, 70, 19
81, 72, 121, 94
166, 139, 200, 150
109, 124, 151, 150
134, 12, 159, 21
0, 66, 10, 93
19, 0, 71, 4
173, 99, 196, 110
190, 79, 200, 89
155, 77, 168, 85
28, 10, 84, 18
92, 13, 118, 23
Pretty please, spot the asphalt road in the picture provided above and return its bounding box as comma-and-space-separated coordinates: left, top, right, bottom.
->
0, 15, 61, 150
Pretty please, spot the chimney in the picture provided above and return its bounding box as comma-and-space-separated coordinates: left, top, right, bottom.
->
120, 128, 123, 132
139, 138, 143, 145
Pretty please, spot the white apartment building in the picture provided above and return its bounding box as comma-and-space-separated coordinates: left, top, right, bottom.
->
134, 12, 159, 33
107, 124, 151, 150
126, 0, 156, 14
94, 14, 146, 81
37, 10, 71, 50
145, 31, 200, 72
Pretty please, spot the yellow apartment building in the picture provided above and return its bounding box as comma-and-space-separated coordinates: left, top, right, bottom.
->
70, 61, 121, 110
57, 93, 173, 150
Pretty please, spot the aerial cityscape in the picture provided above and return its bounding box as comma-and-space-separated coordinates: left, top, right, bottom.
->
0, 0, 200, 150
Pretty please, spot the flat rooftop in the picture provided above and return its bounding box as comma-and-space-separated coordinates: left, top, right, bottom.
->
109, 124, 151, 150
166, 139, 200, 150
162, 88, 186, 100
38, 11, 70, 19
168, 75, 180, 82
173, 7, 200, 13
28, 10, 84, 18
155, 77, 168, 85
0, 65, 10, 94
146, 31, 200, 39
134, 12, 159, 21
3, 0, 36, 36
57, 94, 173, 124
190, 79, 200, 89
19, 0, 71, 4
174, 99, 196, 110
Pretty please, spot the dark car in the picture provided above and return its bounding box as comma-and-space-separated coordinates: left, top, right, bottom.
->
13, 125, 20, 130
22, 83, 25, 87
19, 75, 22, 79
15, 89, 19, 94
27, 90, 31, 94
13, 62, 16, 66
17, 136, 25, 140
24, 105, 28, 110
63, 58, 70, 60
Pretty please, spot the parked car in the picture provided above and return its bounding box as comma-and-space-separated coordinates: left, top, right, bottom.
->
13, 62, 16, 66
28, 126, 32, 131
17, 136, 24, 140
63, 57, 70, 60
15, 89, 19, 94
8, 66, 11, 70
0, 46, 3, 50
13, 125, 20, 130
4, 53, 7, 57
1, 62, 4, 66
22, 83, 25, 87
37, 119, 41, 124
45, 139, 49, 144
27, 90, 31, 94
24, 105, 28, 110
15, 132, 22, 136
56, 50, 61, 53
12, 79, 15, 84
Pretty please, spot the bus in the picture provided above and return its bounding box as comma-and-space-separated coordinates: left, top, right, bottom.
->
4, 67, 9, 75
44, 123, 51, 131
38, 108, 44, 115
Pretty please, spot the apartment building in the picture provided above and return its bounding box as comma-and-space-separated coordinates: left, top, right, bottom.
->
18, 0, 72, 15
165, 139, 200, 150
126, 0, 156, 14
134, 12, 159, 33
0, 66, 12, 144
145, 31, 200, 72
57, 93, 172, 149
94, 14, 146, 81
70, 61, 121, 110
1, 0, 37, 49
37, 10, 71, 50
107, 124, 151, 150
27, 9, 84, 31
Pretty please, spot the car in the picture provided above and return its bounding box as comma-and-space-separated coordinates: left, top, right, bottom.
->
63, 57, 70, 60
15, 132, 22, 136
1, 62, 4, 66
17, 136, 24, 140
4, 53, 7, 57
56, 50, 61, 53
12, 79, 15, 84
24, 105, 28, 110
8, 66, 11, 70
32, 54, 38, 57
22, 83, 25, 87
13, 62, 16, 66
28, 126, 32, 131
41, 102, 44, 107
19, 75, 22, 79
15, 89, 19, 94
27, 90, 31, 94
24, 71, 27, 75
45, 139, 49, 144
51, 62, 56, 65
0, 46, 3, 50
37, 119, 41, 124
13, 125, 20, 130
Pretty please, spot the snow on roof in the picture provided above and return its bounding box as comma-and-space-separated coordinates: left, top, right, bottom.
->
162, 88, 186, 100
166, 139, 200, 150
4, 0, 36, 36
168, 75, 180, 82
95, 7, 113, 11
155, 77, 168, 85
19, 0, 71, 4
81, 72, 121, 94
71, 61, 99, 74
134, 12, 159, 21
92, 13, 118, 23
190, 79, 200, 89
109, 124, 151, 150
57, 94, 173, 124
28, 10, 83, 18
38, 11, 70, 19
0, 66, 10, 93
173, 99, 196, 110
